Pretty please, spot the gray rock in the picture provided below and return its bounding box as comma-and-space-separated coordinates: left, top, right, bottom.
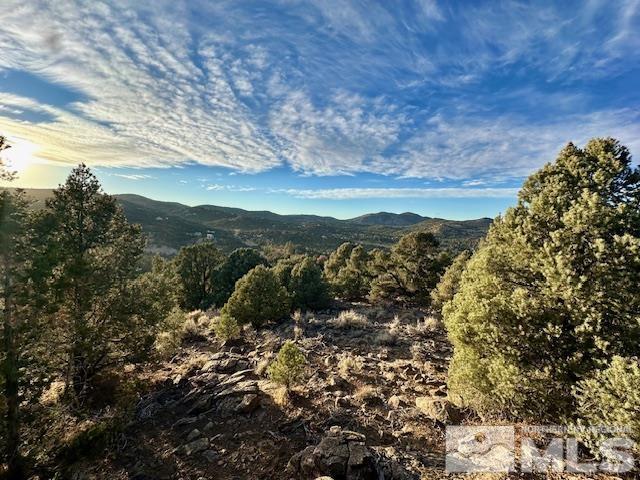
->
183, 437, 209, 456
186, 429, 201, 442
216, 380, 259, 398
235, 393, 260, 414
202, 450, 218, 463
287, 427, 377, 480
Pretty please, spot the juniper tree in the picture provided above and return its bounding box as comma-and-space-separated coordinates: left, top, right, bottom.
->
370, 231, 448, 305
221, 265, 290, 327
445, 138, 640, 419
175, 242, 225, 310
324, 243, 372, 300
215, 248, 267, 305
288, 256, 330, 311
430, 250, 471, 314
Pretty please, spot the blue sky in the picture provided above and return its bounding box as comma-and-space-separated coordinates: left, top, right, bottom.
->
0, 0, 639, 219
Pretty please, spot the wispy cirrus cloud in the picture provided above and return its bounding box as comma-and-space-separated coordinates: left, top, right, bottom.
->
0, 0, 638, 190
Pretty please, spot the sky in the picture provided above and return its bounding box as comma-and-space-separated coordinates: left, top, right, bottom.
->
0, 0, 639, 220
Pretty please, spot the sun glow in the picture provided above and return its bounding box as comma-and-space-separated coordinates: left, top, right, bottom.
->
1, 139, 38, 173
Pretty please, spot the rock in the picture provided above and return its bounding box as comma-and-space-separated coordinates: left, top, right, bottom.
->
183, 437, 209, 456
203, 421, 215, 432
287, 427, 378, 480
235, 393, 260, 414
173, 416, 199, 429
202, 450, 218, 463
186, 393, 214, 415
387, 395, 406, 409
415, 396, 461, 422
216, 380, 259, 398
186, 429, 201, 442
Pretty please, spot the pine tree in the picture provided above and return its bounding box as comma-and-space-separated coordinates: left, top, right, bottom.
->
0, 136, 28, 477
43, 164, 146, 402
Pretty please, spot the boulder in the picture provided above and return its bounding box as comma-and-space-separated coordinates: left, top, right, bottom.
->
235, 393, 260, 414
183, 437, 209, 456
287, 426, 377, 480
415, 396, 461, 423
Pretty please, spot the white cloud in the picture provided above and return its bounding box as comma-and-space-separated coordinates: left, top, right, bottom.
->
0, 0, 637, 184
113, 173, 154, 181
273, 187, 519, 200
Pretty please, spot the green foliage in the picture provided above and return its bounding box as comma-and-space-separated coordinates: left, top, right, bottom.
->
324, 243, 372, 300
573, 356, 640, 452
221, 265, 290, 327
267, 341, 306, 389
272, 256, 300, 289
175, 242, 225, 310
430, 250, 470, 314
215, 248, 268, 305
40, 164, 147, 400
213, 314, 241, 342
369, 231, 449, 305
0, 135, 15, 182
153, 308, 187, 359
288, 257, 330, 311
445, 138, 640, 419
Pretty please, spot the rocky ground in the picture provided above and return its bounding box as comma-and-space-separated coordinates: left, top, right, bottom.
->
66, 305, 633, 480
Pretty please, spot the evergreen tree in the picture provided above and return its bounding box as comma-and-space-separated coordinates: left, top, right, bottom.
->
42, 165, 147, 401
221, 265, 290, 327
175, 242, 225, 310
324, 243, 372, 300
215, 248, 267, 305
370, 231, 448, 305
288, 257, 330, 311
445, 138, 640, 419
431, 250, 471, 314
0, 136, 28, 478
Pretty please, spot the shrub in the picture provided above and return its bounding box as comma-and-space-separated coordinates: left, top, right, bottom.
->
573, 356, 640, 452
369, 231, 449, 306
288, 256, 330, 311
215, 248, 268, 305
175, 242, 225, 310
182, 311, 211, 340
213, 314, 241, 342
324, 243, 372, 300
430, 250, 470, 314
330, 310, 368, 329
267, 341, 306, 389
153, 308, 187, 358
221, 265, 291, 327
445, 138, 640, 419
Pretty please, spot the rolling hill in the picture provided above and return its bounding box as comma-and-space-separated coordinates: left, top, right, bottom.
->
10, 189, 492, 254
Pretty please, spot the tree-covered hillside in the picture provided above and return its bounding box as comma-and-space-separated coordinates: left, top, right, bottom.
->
12, 190, 491, 254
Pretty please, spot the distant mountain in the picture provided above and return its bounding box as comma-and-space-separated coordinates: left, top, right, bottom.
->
11, 189, 491, 254
349, 211, 427, 226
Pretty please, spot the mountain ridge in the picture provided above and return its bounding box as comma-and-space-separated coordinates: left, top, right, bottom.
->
8, 188, 492, 254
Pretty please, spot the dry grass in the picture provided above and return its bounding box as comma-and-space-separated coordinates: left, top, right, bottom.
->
372, 330, 398, 346
408, 315, 441, 337
337, 353, 364, 378
331, 310, 369, 329
255, 352, 274, 377
354, 385, 379, 404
